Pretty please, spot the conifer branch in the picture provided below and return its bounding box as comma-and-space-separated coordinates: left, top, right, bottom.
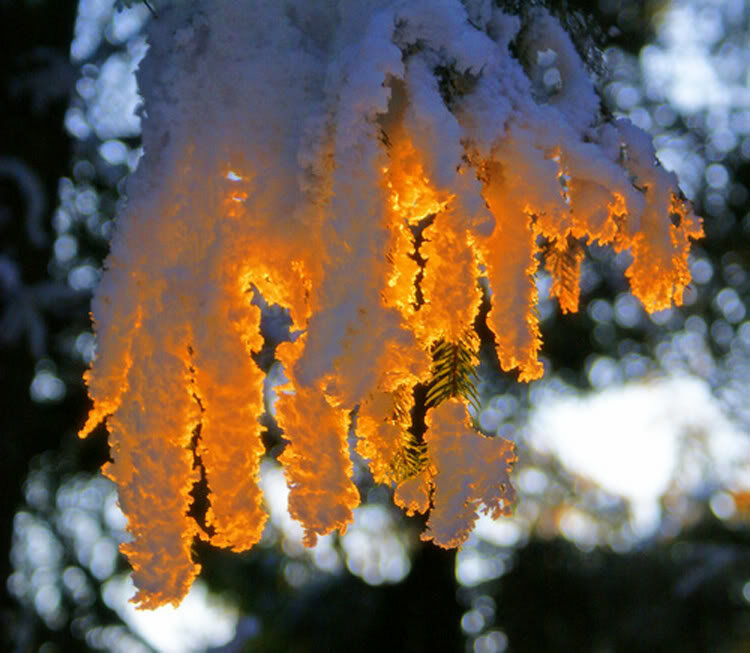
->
387, 385, 429, 483
545, 234, 585, 314
424, 333, 480, 413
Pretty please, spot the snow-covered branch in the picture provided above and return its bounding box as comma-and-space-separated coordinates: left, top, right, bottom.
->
80, 0, 701, 608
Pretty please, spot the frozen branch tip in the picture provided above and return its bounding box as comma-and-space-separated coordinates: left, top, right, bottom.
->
80, 0, 702, 609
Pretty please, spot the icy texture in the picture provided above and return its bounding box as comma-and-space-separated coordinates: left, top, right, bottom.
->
80, 0, 702, 607
421, 400, 516, 548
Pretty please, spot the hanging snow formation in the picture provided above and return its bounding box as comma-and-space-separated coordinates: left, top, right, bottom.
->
80, 0, 702, 608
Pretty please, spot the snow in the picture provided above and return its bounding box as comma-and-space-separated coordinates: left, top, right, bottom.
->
80, 0, 702, 607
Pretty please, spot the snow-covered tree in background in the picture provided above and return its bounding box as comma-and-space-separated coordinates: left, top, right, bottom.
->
79, 0, 702, 608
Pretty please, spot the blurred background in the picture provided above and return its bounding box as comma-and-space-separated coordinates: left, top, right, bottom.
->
1, 0, 749, 651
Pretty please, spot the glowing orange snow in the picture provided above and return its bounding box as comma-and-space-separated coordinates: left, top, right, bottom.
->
79, 1, 702, 608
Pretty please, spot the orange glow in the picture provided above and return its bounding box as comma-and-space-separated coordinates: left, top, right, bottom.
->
357, 390, 413, 484
733, 491, 750, 520
275, 386, 360, 546
420, 399, 516, 548
81, 90, 702, 611
546, 236, 585, 314
625, 193, 703, 312
102, 339, 202, 609
480, 160, 545, 382
394, 469, 433, 517
190, 268, 267, 551
383, 137, 451, 225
